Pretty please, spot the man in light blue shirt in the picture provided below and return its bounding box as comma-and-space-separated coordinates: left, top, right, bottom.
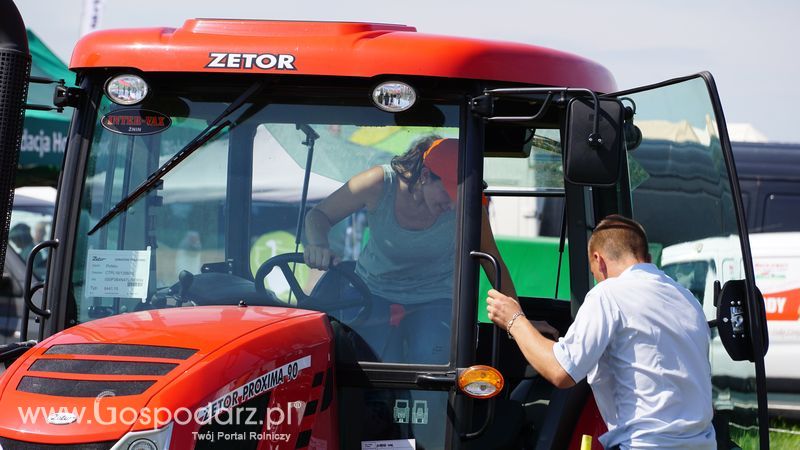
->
487, 215, 715, 449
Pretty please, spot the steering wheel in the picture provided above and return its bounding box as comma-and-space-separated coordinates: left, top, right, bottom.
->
254, 252, 372, 326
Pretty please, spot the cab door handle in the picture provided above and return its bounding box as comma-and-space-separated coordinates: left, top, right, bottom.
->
462, 251, 502, 441
470, 250, 501, 368
416, 372, 456, 388
21, 239, 58, 341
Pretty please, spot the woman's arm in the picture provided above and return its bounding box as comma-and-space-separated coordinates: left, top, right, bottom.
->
479, 206, 517, 298
304, 166, 384, 269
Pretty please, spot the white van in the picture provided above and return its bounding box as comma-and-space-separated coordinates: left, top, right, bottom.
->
662, 232, 800, 416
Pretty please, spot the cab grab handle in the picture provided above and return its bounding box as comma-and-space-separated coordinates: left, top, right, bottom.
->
20, 239, 58, 341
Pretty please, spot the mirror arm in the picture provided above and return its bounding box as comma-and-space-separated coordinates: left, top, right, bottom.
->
472, 87, 602, 145
484, 92, 554, 123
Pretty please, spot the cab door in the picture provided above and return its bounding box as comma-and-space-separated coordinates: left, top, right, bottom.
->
609, 73, 769, 449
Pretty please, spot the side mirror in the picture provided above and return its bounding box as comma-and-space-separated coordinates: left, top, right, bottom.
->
716, 279, 768, 362
563, 97, 625, 186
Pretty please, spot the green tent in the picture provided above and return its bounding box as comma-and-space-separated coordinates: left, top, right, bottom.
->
18, 30, 74, 186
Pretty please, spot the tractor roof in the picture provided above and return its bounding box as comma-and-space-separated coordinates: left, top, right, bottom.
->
70, 19, 616, 92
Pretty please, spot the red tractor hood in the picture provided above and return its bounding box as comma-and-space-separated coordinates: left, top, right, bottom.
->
0, 305, 329, 445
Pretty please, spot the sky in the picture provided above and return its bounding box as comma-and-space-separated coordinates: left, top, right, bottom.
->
14, 0, 800, 143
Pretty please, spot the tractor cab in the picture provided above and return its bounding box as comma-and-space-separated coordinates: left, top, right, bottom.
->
0, 16, 770, 450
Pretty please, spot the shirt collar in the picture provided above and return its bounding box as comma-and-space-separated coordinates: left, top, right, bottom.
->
620, 262, 657, 277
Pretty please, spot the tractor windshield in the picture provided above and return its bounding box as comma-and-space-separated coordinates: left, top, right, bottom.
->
71, 76, 460, 364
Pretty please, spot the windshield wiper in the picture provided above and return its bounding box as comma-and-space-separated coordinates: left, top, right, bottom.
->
88, 82, 263, 235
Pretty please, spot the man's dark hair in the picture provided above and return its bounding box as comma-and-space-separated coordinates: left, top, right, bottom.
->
589, 214, 649, 261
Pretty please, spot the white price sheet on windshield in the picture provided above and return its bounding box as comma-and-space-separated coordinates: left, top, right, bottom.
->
85, 247, 151, 299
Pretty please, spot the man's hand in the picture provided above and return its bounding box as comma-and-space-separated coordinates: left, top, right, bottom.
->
486, 288, 522, 330
486, 289, 559, 340
486, 289, 574, 388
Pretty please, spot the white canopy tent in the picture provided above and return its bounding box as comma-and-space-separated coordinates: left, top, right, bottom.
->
159, 125, 344, 205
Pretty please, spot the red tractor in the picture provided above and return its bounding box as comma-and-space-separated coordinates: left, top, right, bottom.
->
0, 1, 769, 448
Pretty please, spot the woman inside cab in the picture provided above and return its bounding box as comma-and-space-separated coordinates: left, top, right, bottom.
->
304, 136, 518, 364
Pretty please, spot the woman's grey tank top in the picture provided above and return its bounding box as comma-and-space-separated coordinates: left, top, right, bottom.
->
355, 165, 455, 304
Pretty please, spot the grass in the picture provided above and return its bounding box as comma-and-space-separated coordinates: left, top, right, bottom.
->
730, 418, 800, 449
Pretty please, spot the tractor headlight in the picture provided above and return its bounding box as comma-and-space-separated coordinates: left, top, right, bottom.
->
109, 422, 172, 450
128, 439, 157, 450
